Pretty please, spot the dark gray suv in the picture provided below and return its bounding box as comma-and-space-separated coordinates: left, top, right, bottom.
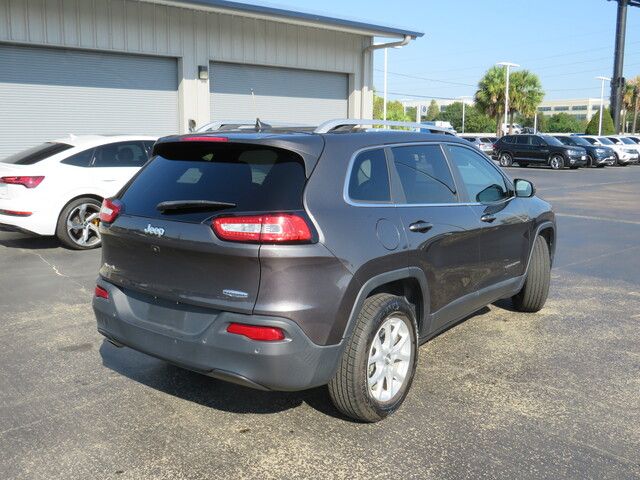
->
93, 122, 555, 422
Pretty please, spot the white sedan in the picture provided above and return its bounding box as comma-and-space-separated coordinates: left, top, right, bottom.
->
0, 135, 157, 249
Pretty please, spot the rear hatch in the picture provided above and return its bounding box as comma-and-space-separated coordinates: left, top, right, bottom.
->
100, 138, 318, 313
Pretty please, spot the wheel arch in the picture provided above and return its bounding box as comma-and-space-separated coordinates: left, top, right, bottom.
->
56, 193, 104, 224
341, 268, 430, 343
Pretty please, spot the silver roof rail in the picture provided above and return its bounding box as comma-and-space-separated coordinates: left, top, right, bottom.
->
196, 120, 315, 132
314, 119, 456, 135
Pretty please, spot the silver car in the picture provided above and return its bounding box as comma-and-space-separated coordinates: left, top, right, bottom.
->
461, 135, 494, 155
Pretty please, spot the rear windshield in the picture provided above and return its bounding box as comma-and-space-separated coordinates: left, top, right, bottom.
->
1, 142, 72, 164
120, 143, 307, 222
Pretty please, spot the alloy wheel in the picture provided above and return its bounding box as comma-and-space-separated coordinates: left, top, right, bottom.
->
367, 316, 412, 402
66, 203, 101, 247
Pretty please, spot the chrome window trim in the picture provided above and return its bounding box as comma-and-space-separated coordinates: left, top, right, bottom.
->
343, 141, 498, 208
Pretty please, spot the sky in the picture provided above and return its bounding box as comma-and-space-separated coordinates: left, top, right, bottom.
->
233, 0, 640, 102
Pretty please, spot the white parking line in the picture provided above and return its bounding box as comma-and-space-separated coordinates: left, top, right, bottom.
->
555, 213, 640, 226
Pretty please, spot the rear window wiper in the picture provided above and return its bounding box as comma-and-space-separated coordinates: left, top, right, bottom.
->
156, 200, 236, 213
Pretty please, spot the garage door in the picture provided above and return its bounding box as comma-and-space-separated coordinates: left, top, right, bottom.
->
0, 45, 179, 158
210, 63, 348, 125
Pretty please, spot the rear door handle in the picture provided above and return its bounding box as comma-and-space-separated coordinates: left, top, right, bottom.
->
409, 221, 433, 233
481, 214, 496, 223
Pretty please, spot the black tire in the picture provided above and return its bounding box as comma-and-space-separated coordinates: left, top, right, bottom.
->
56, 197, 103, 250
549, 155, 564, 170
512, 236, 551, 312
328, 293, 418, 423
499, 152, 513, 167
587, 155, 594, 168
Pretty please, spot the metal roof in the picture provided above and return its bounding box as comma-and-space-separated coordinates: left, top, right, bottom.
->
149, 0, 424, 38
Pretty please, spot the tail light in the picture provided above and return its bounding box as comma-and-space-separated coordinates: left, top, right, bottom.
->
95, 285, 109, 300
227, 323, 285, 341
0, 176, 44, 188
212, 214, 312, 243
99, 198, 122, 223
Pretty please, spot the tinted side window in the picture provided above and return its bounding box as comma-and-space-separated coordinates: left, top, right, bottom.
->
445, 145, 509, 203
93, 142, 149, 167
531, 136, 545, 146
392, 144, 457, 204
61, 148, 95, 167
348, 149, 390, 202
502, 136, 515, 144
2, 142, 72, 164
516, 136, 529, 145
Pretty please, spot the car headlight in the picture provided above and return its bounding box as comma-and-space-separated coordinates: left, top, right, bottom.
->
595, 148, 606, 154
567, 149, 582, 155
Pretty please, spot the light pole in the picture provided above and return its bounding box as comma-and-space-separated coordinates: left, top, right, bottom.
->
383, 48, 388, 122
596, 76, 611, 135
497, 62, 519, 135
459, 96, 472, 134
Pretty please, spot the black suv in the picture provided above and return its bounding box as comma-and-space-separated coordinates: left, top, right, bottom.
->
495, 134, 588, 169
93, 121, 555, 422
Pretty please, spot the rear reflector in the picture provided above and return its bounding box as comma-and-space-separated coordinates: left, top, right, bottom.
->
95, 285, 109, 299
99, 198, 122, 223
226, 323, 285, 341
212, 214, 312, 243
181, 136, 228, 142
0, 176, 44, 188
0, 209, 32, 217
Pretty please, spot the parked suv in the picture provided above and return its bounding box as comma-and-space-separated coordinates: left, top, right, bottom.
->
582, 136, 639, 166
553, 135, 616, 167
495, 134, 587, 169
93, 122, 556, 422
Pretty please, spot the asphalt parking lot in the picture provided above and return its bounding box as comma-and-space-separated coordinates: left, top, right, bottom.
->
1, 165, 639, 480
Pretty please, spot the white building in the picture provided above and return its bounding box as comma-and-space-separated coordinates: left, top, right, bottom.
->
537, 98, 610, 122
0, 0, 422, 157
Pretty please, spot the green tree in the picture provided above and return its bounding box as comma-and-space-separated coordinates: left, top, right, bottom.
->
438, 102, 496, 133
521, 113, 548, 132
622, 76, 639, 133
585, 108, 616, 135
509, 70, 544, 128
426, 100, 440, 121
547, 113, 583, 133
474, 66, 506, 136
373, 95, 412, 122
475, 66, 544, 136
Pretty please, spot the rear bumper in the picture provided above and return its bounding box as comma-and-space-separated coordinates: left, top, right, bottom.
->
0, 211, 55, 236
93, 279, 343, 391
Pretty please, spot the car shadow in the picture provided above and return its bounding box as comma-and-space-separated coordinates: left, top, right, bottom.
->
0, 230, 62, 250
99, 340, 352, 421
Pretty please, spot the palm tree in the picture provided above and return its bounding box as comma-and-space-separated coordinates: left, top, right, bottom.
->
475, 66, 506, 137
622, 81, 635, 133
627, 76, 640, 134
509, 70, 544, 129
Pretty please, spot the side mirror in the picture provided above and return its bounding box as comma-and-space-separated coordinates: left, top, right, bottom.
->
514, 178, 535, 198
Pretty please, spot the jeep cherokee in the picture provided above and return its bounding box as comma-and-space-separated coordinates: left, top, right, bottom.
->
93, 121, 555, 422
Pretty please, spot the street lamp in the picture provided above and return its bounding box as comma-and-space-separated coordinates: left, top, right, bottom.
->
459, 96, 472, 134
497, 62, 519, 135
596, 76, 611, 135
